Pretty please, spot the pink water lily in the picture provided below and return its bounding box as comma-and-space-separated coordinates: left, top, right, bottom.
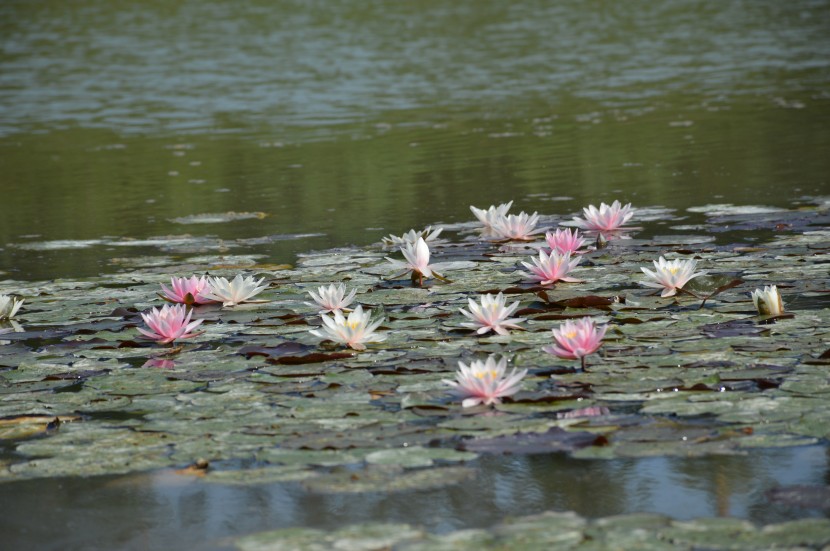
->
490, 211, 544, 241
521, 249, 582, 286
459, 292, 525, 336
443, 355, 527, 408
571, 200, 634, 232
543, 317, 606, 369
640, 256, 706, 297
545, 228, 587, 255
309, 304, 386, 351
137, 303, 205, 344
159, 275, 216, 305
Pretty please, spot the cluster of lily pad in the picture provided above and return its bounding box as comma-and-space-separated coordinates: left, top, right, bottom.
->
151, 200, 789, 410
0, 199, 825, 488
1, 200, 788, 412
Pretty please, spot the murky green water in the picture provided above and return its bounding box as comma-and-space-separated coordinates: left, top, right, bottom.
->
2, 0, 829, 281
2, 0, 830, 549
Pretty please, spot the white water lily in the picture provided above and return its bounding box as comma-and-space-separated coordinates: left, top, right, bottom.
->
386, 237, 447, 286
640, 257, 706, 297
0, 295, 23, 320
443, 355, 527, 408
307, 283, 357, 313
382, 226, 443, 246
470, 201, 513, 227
309, 304, 386, 351
204, 274, 268, 306
751, 285, 784, 316
459, 292, 525, 336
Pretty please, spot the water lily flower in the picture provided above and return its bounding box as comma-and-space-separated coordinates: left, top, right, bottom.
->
640, 256, 706, 297
521, 249, 582, 286
571, 200, 634, 232
307, 283, 357, 313
0, 319, 24, 340
490, 211, 544, 241
543, 317, 606, 369
443, 355, 527, 408
470, 201, 513, 227
137, 303, 205, 344
386, 237, 447, 286
751, 285, 784, 316
0, 295, 23, 320
545, 228, 587, 255
459, 292, 525, 336
382, 226, 443, 246
309, 304, 386, 351
159, 275, 216, 305
204, 274, 268, 306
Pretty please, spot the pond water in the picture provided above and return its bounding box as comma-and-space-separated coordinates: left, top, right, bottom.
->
2, 447, 829, 550
1, 0, 830, 549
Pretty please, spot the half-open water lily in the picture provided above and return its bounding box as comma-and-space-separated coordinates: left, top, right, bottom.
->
309, 304, 386, 351
386, 237, 447, 286
443, 355, 527, 407
545, 228, 587, 255
0, 295, 23, 320
751, 285, 784, 316
138, 303, 204, 344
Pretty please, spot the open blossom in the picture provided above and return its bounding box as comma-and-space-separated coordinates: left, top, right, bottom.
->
751, 285, 784, 316
571, 200, 634, 232
137, 303, 204, 344
307, 283, 357, 313
309, 304, 386, 351
160, 275, 216, 305
543, 317, 606, 364
470, 201, 513, 227
0, 295, 24, 320
204, 274, 268, 306
382, 226, 443, 246
443, 355, 527, 408
490, 211, 544, 241
521, 249, 582, 286
640, 257, 706, 297
386, 237, 446, 286
545, 228, 587, 255
459, 292, 525, 336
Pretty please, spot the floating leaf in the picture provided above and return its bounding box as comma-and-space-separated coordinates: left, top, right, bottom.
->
459, 427, 607, 454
